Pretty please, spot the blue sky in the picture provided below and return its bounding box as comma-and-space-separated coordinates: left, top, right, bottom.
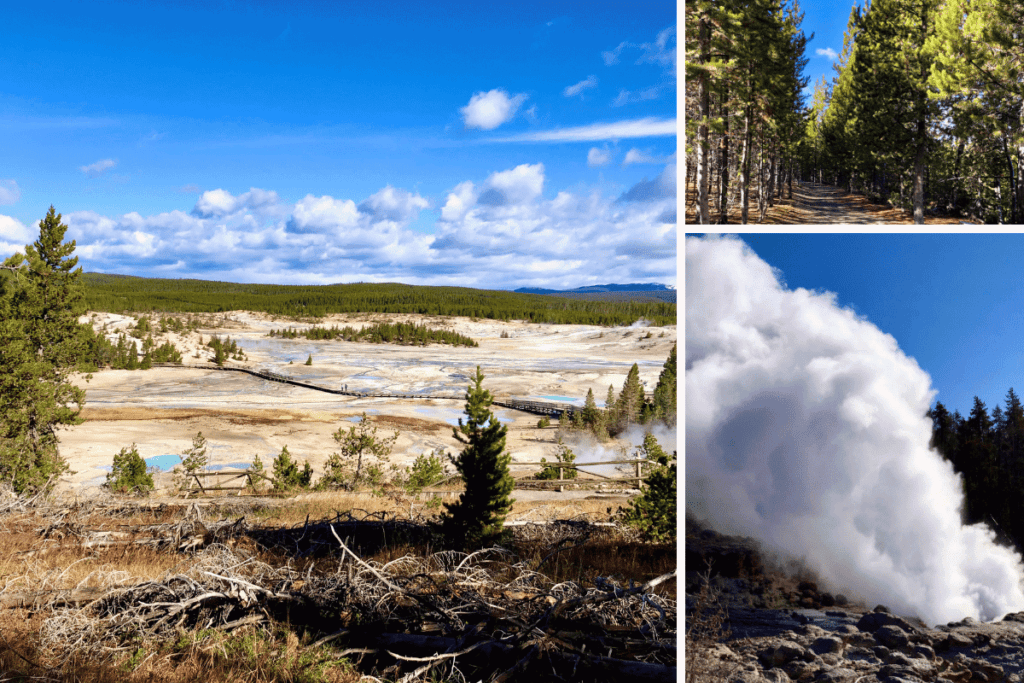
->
737, 233, 1024, 418
0, 0, 676, 289
796, 0, 857, 105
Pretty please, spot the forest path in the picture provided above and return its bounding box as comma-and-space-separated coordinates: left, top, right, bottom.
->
685, 181, 975, 224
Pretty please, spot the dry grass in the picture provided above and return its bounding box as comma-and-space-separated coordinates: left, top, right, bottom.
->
0, 491, 675, 682
80, 406, 342, 424
684, 564, 739, 683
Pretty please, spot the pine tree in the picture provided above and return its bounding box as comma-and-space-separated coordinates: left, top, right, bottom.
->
621, 434, 676, 541
106, 443, 154, 495
180, 431, 208, 474
272, 445, 300, 490
0, 207, 86, 493
613, 363, 644, 433
582, 388, 601, 431
651, 344, 677, 427
440, 366, 514, 549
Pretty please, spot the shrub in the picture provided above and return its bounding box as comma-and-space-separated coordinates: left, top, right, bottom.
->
271, 445, 311, 491
247, 453, 267, 493
319, 414, 398, 490
537, 417, 550, 428
305, 354, 312, 365
536, 438, 578, 480
404, 450, 447, 494
106, 444, 154, 495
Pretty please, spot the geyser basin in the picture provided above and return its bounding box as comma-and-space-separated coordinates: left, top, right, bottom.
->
685, 235, 1024, 626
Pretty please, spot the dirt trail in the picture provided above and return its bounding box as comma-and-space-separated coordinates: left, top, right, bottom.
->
685, 181, 977, 224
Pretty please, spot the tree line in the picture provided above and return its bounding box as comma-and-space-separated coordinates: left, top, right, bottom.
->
82, 274, 676, 327
806, 0, 1024, 223
687, 0, 1024, 224
686, 0, 811, 223
269, 322, 478, 347
928, 389, 1024, 553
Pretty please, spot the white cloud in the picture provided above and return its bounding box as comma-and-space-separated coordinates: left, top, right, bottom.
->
490, 117, 675, 142
602, 42, 626, 66
623, 148, 661, 166
0, 180, 21, 206
80, 158, 117, 177
440, 181, 476, 222
289, 194, 360, 233
485, 163, 545, 205
587, 147, 612, 167
54, 168, 675, 290
816, 47, 839, 60
0, 214, 32, 243
603, 26, 676, 70
612, 86, 661, 107
193, 187, 280, 218
460, 89, 529, 130
563, 75, 598, 98
524, 105, 538, 122
358, 185, 429, 223
636, 26, 676, 68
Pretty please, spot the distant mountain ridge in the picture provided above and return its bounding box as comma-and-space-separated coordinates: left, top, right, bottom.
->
513, 283, 674, 295
513, 283, 676, 304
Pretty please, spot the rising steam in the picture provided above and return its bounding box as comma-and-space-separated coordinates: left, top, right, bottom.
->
686, 235, 1024, 625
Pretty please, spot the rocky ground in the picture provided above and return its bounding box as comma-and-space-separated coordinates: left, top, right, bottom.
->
686, 520, 1024, 682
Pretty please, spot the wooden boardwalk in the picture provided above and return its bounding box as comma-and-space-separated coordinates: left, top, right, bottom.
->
152, 363, 581, 417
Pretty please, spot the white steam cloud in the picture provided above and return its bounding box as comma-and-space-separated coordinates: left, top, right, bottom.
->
685, 235, 1024, 626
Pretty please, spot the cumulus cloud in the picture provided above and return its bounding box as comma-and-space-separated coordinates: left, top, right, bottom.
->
358, 185, 430, 223
816, 47, 839, 60
80, 158, 117, 177
617, 163, 676, 203
490, 117, 675, 142
289, 194, 360, 233
587, 147, 612, 167
0, 180, 21, 206
563, 75, 598, 98
0, 214, 33, 243
193, 187, 280, 218
460, 89, 529, 130
53, 167, 675, 290
484, 163, 545, 205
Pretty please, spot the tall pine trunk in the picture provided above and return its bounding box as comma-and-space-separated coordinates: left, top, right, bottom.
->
718, 87, 730, 224
740, 103, 752, 225
695, 14, 711, 224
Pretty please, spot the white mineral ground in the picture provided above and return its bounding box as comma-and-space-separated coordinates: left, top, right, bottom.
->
60, 311, 676, 495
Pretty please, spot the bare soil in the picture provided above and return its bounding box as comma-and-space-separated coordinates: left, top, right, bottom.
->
684, 182, 979, 224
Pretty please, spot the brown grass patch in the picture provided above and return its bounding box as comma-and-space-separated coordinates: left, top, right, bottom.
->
80, 406, 342, 425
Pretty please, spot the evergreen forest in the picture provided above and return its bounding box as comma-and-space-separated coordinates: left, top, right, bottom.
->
929, 390, 1024, 556
270, 322, 479, 347
81, 274, 676, 327
686, 0, 1024, 224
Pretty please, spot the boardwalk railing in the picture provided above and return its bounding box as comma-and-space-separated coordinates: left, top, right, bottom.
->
509, 458, 650, 489
181, 469, 273, 497
151, 362, 582, 417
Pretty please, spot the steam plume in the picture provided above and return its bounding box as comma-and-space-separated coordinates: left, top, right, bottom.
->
686, 235, 1024, 625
